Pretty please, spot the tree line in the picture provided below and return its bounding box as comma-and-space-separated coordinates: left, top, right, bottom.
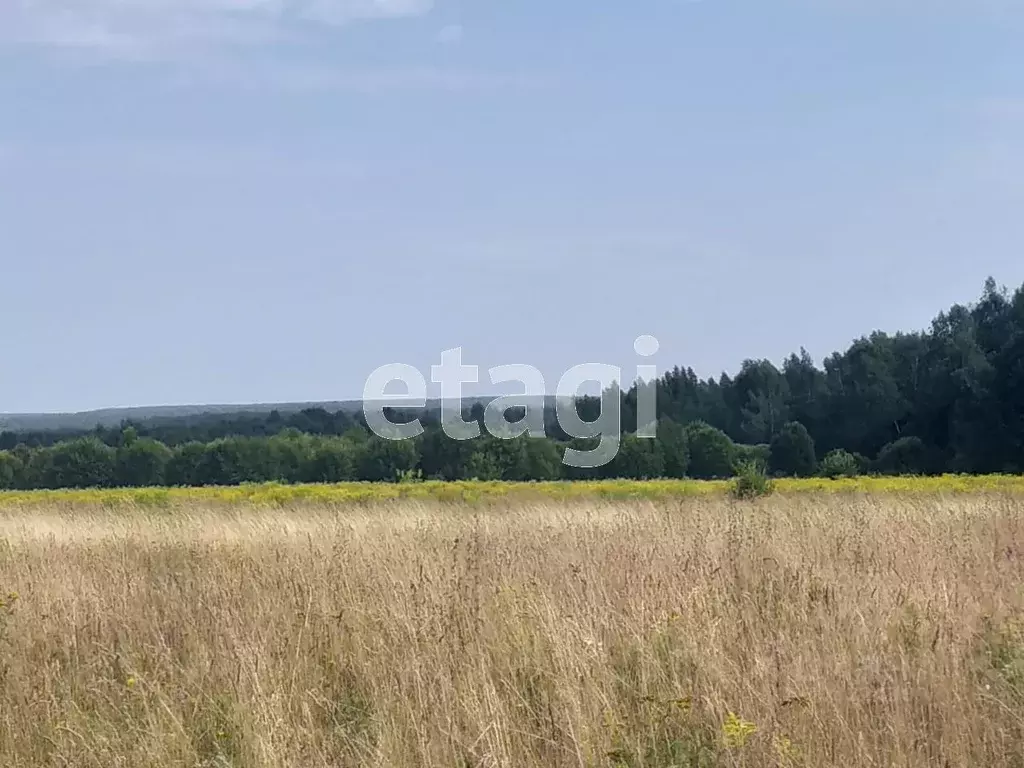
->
0, 419, 861, 490
1, 277, 1022, 490
630, 277, 1024, 475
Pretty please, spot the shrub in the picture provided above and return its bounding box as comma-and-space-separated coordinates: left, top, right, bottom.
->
730, 459, 774, 500
820, 448, 860, 479
396, 468, 423, 484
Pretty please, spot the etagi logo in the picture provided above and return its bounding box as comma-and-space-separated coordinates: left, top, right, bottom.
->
361, 335, 660, 469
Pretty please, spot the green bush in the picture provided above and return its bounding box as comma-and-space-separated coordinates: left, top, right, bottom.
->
730, 459, 774, 500
820, 448, 860, 479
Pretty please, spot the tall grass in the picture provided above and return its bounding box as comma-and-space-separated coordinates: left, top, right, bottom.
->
1, 494, 1023, 766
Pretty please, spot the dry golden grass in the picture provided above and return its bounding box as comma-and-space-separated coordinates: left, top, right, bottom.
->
1, 494, 1024, 767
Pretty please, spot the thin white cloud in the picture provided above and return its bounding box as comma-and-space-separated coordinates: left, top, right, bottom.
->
0, 0, 434, 54
0, 1, 537, 94
302, 0, 433, 25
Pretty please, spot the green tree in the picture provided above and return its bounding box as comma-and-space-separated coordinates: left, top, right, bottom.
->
13, 444, 45, 490
603, 434, 665, 479
115, 438, 172, 487
656, 418, 690, 478
685, 422, 736, 479
0, 451, 23, 490
822, 335, 907, 457
166, 442, 208, 486
522, 437, 564, 481
417, 427, 477, 480
119, 425, 140, 447
734, 360, 790, 443
874, 436, 937, 476
559, 437, 604, 480
465, 438, 504, 480
783, 348, 828, 441
40, 438, 117, 489
194, 437, 278, 485
358, 436, 420, 482
769, 421, 817, 477
304, 438, 357, 483
268, 431, 316, 483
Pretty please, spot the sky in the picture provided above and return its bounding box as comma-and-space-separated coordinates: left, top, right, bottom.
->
2, 0, 1024, 413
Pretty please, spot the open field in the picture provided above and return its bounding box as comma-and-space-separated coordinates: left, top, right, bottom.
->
2, 493, 1024, 767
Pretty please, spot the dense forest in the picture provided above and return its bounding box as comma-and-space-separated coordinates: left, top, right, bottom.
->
1, 278, 1023, 490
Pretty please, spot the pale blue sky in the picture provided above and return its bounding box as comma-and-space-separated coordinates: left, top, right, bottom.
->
2, 0, 1023, 413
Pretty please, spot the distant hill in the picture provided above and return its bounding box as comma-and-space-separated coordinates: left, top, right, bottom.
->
0, 401, 365, 432
0, 395, 542, 433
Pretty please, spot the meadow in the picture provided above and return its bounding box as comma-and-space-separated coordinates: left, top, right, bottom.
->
2, 473, 1024, 508
1, 485, 1024, 767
